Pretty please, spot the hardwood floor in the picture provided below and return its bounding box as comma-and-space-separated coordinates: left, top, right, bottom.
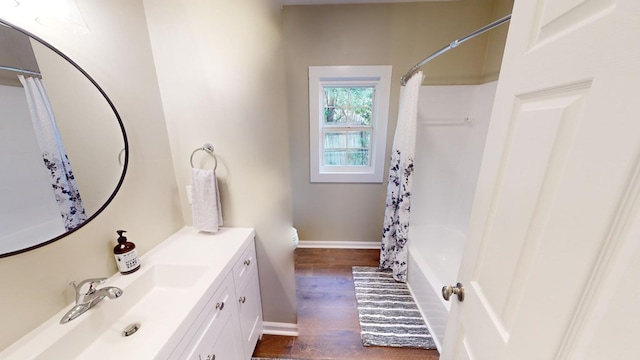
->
252, 248, 440, 360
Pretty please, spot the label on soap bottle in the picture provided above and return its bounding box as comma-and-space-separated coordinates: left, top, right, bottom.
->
115, 249, 139, 273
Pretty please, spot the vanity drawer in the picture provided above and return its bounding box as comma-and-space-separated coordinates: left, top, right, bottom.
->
233, 240, 257, 290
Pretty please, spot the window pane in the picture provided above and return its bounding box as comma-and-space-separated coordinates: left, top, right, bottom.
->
347, 131, 370, 149
323, 130, 371, 166
352, 107, 371, 126
324, 150, 347, 165
323, 85, 374, 126
325, 107, 346, 123
324, 87, 349, 107
347, 149, 369, 165
350, 87, 373, 107
323, 87, 334, 107
323, 149, 370, 166
324, 132, 347, 149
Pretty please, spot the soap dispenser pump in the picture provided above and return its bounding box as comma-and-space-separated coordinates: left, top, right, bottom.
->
113, 230, 140, 274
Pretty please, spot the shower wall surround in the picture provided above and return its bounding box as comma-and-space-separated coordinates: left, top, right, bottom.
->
407, 81, 498, 350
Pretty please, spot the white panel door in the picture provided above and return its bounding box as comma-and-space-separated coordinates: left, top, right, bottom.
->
441, 0, 640, 359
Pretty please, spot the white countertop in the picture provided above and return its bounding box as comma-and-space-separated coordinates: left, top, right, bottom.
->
0, 227, 255, 360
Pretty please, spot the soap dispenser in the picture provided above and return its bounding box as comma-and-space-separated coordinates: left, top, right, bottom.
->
113, 230, 140, 274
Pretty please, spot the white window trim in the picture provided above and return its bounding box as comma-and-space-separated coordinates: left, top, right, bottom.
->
308, 65, 392, 183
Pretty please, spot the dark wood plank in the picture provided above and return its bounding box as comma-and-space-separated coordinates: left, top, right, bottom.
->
252, 248, 440, 360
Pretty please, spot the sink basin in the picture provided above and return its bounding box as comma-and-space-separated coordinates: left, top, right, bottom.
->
30, 264, 209, 360
0, 227, 258, 360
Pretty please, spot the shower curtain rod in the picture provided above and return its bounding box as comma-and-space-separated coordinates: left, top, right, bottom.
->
400, 14, 511, 86
0, 65, 41, 77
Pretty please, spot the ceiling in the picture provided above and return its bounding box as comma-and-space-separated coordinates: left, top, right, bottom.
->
281, 0, 457, 5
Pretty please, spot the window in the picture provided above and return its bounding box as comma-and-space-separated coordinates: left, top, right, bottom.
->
309, 65, 392, 183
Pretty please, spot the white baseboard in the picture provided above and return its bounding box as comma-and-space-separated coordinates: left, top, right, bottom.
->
262, 321, 299, 336
297, 240, 380, 249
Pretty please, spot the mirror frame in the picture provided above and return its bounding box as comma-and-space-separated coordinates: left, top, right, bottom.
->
0, 18, 128, 258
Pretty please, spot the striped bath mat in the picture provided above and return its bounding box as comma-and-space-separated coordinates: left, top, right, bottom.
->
352, 266, 436, 349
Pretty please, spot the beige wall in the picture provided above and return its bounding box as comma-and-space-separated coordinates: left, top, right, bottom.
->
143, 0, 297, 324
283, 1, 511, 244
481, 0, 514, 82
0, 0, 183, 350
0, 0, 297, 349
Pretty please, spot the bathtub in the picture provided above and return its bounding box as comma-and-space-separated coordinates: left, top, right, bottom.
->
408, 225, 465, 350
406, 82, 497, 350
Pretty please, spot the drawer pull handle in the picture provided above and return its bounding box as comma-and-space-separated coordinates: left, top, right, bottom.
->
239, 296, 246, 304
215, 302, 224, 310
199, 355, 215, 360
244, 259, 251, 266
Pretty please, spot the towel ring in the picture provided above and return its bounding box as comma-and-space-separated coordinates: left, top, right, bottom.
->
190, 143, 218, 170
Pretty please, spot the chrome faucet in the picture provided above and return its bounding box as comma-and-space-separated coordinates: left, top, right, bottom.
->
60, 278, 123, 324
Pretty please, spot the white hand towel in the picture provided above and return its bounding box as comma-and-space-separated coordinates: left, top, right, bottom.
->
191, 168, 223, 233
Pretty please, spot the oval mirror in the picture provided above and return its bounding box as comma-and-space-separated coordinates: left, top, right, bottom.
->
0, 19, 128, 257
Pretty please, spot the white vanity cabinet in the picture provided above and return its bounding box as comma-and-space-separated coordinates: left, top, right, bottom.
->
167, 232, 263, 360
0, 227, 262, 360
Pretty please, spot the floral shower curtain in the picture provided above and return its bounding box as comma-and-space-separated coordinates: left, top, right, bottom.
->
19, 75, 87, 231
380, 71, 423, 282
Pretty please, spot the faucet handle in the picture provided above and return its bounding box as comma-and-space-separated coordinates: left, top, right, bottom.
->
70, 278, 107, 295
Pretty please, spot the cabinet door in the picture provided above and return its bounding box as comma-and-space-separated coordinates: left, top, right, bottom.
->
185, 278, 243, 360
189, 308, 243, 360
237, 270, 263, 358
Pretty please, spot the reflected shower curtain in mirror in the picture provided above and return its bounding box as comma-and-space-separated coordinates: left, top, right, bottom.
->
380, 71, 423, 282
19, 75, 87, 231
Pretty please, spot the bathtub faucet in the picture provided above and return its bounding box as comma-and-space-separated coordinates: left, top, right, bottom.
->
60, 278, 123, 324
